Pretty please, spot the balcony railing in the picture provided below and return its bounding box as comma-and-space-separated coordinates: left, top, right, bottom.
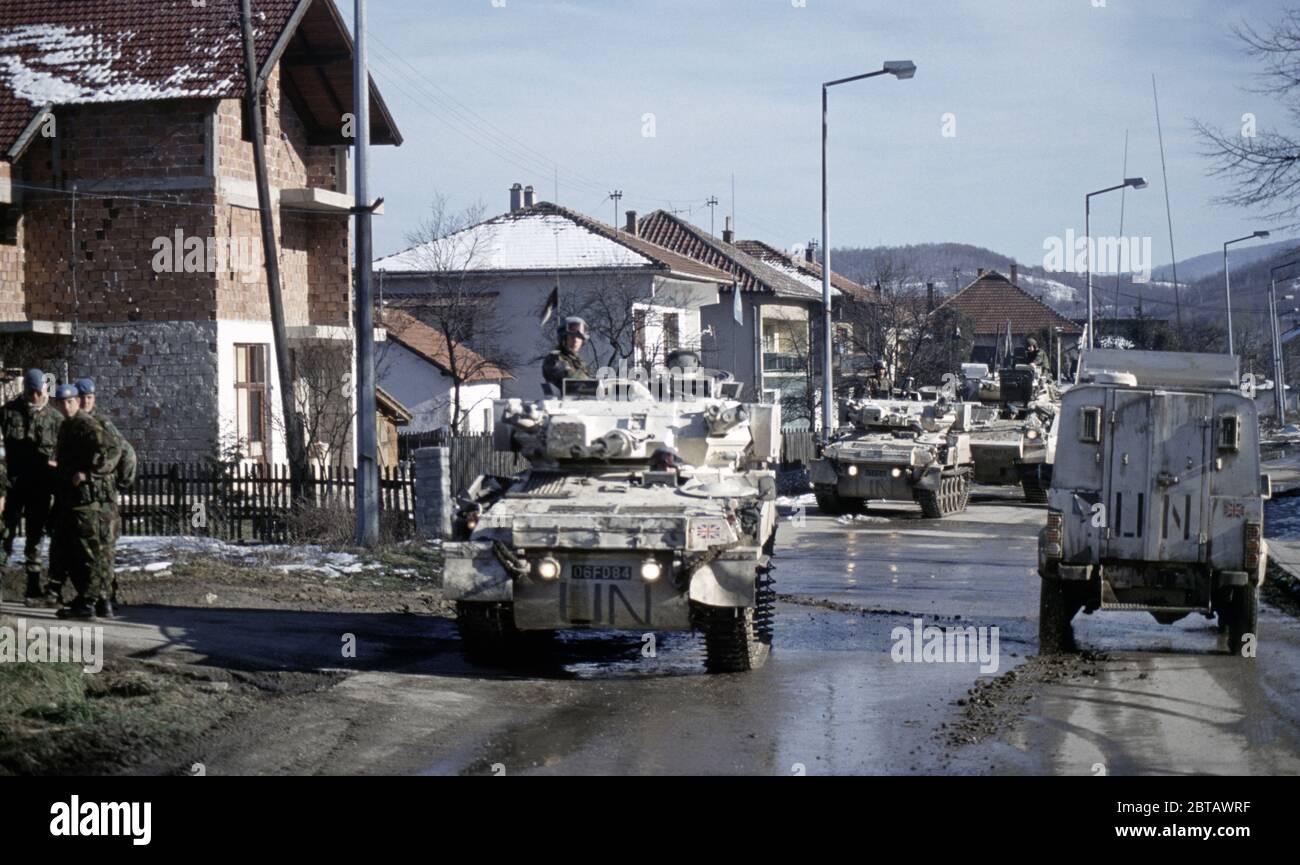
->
763, 352, 808, 374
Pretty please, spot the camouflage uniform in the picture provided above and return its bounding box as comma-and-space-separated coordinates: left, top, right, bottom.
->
0, 395, 62, 582
98, 415, 136, 601
542, 347, 592, 391
53, 411, 121, 606
867, 374, 893, 399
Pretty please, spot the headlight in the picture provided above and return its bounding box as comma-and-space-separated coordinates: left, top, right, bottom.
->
640, 559, 663, 582
535, 557, 560, 580
890, 467, 903, 478
1026, 428, 1040, 440
847, 465, 859, 476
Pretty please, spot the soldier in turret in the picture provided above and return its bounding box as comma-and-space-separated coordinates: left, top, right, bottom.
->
542, 317, 593, 393
867, 359, 893, 399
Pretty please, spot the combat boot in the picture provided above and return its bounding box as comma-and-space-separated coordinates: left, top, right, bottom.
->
23, 569, 44, 607
42, 583, 64, 609
56, 601, 96, 620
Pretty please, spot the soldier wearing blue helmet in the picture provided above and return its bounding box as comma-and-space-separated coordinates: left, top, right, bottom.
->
0, 368, 62, 605
73, 377, 136, 610
50, 383, 121, 620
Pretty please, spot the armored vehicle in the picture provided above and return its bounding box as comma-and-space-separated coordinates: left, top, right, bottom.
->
442, 371, 781, 673
966, 364, 1060, 503
810, 398, 974, 518
1038, 350, 1270, 657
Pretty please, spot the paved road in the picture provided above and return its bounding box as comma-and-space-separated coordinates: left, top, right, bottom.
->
5, 487, 1299, 775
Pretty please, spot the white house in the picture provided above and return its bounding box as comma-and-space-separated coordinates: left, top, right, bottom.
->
378, 309, 508, 434
374, 189, 729, 400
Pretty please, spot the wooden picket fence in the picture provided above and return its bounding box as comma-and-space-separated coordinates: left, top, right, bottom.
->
398, 430, 529, 494
119, 462, 415, 543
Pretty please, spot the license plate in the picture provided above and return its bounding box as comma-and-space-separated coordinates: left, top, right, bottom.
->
569, 563, 632, 581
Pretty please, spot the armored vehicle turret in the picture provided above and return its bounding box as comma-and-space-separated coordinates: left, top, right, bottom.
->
1038, 350, 1270, 657
442, 369, 781, 673
810, 398, 974, 518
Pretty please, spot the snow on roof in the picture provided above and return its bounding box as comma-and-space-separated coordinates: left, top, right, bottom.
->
376, 204, 713, 277
0, 23, 242, 106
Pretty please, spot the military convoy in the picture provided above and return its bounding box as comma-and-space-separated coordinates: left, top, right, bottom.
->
431, 335, 1274, 671
1037, 350, 1269, 657
441, 366, 781, 673
810, 398, 974, 518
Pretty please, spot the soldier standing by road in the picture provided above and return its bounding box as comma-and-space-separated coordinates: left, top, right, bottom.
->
50, 384, 121, 621
542, 317, 593, 393
75, 377, 136, 606
0, 368, 62, 606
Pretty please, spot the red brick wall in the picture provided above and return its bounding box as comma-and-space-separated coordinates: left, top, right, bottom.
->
0, 161, 24, 320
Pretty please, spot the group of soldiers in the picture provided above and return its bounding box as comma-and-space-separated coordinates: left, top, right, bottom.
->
0, 369, 136, 619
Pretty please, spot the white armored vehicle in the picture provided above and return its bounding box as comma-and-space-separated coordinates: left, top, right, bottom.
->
1038, 350, 1270, 657
965, 364, 1060, 503
443, 369, 781, 673
810, 398, 974, 518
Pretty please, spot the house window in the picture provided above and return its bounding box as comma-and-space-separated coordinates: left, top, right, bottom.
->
662, 313, 680, 353
235, 343, 269, 460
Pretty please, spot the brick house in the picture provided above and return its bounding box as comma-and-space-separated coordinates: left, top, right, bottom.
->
0, 0, 401, 464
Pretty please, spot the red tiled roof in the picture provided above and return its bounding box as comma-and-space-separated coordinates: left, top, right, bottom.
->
380, 308, 511, 382
734, 239, 876, 302
0, 0, 400, 159
932, 271, 1083, 335
637, 211, 823, 301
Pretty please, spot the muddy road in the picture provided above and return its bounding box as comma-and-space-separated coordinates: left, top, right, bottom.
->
4, 488, 1298, 775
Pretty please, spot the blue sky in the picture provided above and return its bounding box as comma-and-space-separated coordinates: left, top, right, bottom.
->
343, 0, 1296, 268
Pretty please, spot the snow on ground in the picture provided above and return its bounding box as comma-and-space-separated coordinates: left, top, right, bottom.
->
7, 535, 392, 579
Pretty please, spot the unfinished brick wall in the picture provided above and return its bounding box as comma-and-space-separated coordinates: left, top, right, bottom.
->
0, 162, 25, 320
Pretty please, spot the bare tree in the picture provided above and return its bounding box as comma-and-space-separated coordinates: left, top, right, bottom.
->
288, 343, 392, 469
550, 272, 698, 373
397, 196, 516, 433
1196, 9, 1300, 228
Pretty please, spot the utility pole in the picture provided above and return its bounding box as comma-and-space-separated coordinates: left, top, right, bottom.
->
706, 196, 719, 236
609, 190, 622, 228
240, 0, 305, 499
353, 0, 379, 545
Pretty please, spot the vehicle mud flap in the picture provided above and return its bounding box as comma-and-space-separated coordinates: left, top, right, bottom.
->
1018, 461, 1051, 504
1038, 578, 1085, 654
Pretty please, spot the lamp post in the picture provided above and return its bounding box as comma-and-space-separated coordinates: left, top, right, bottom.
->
820, 60, 915, 442
1085, 178, 1147, 351
1269, 261, 1299, 423
1223, 230, 1270, 355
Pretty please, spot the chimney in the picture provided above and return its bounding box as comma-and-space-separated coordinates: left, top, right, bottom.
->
523, 185, 535, 207
509, 183, 523, 212
926, 282, 935, 312
977, 267, 986, 278
1010, 262, 1018, 286
625, 210, 638, 236
805, 240, 816, 263
722, 216, 733, 244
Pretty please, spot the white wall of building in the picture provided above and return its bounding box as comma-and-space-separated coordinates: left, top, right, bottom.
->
379, 341, 501, 433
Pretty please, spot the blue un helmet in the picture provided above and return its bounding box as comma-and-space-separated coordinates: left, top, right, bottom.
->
54, 383, 79, 400
23, 368, 45, 392
75, 378, 95, 396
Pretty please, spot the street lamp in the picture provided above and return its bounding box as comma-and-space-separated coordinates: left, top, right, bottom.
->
1223, 230, 1270, 355
821, 60, 915, 441
1270, 260, 1299, 423
1085, 178, 1147, 350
